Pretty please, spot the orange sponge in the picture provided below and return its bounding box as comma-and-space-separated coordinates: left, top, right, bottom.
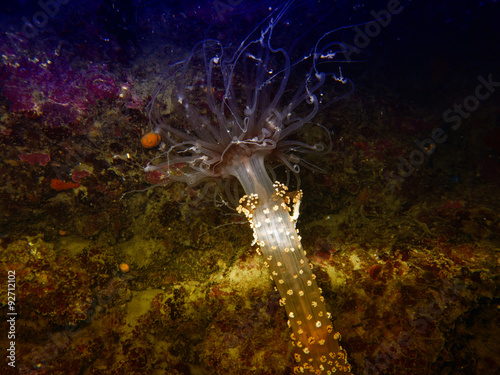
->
141, 132, 161, 148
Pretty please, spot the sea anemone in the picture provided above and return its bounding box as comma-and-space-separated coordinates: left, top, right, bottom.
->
144, 1, 353, 373
144, 1, 351, 201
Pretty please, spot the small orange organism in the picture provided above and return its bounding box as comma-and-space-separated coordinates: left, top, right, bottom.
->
141, 132, 161, 148
119, 263, 130, 273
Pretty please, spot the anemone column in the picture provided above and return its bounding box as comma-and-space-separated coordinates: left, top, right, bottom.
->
227, 152, 351, 374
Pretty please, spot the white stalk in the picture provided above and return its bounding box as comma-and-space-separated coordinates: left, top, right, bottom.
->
227, 153, 351, 374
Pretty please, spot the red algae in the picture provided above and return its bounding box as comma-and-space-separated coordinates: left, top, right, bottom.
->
50, 178, 80, 191
369, 264, 383, 280
71, 170, 90, 183
19, 152, 50, 165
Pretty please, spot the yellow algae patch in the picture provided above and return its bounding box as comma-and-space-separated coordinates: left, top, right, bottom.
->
349, 253, 362, 270
226, 257, 270, 294
118, 236, 165, 269
126, 289, 164, 327
325, 266, 347, 289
